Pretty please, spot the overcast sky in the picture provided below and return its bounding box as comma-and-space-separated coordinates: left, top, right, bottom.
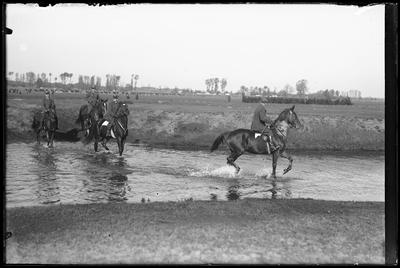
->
6, 4, 385, 97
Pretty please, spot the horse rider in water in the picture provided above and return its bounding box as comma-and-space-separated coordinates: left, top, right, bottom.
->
250, 97, 279, 153
86, 86, 100, 111
42, 89, 58, 130
104, 92, 121, 137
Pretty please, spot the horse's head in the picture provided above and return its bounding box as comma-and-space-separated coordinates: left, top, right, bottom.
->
98, 98, 108, 117
82, 99, 108, 136
276, 105, 302, 129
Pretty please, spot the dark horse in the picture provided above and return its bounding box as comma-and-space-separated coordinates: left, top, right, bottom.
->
210, 105, 302, 178
32, 110, 57, 148
82, 102, 129, 156
75, 99, 108, 137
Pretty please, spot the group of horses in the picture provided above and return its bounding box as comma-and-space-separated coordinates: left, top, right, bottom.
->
32, 98, 129, 156
32, 100, 302, 178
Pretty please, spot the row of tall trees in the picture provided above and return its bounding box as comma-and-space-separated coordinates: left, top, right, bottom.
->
78, 75, 102, 89
7, 71, 140, 92
205, 78, 227, 94
7, 71, 74, 85
240, 79, 309, 97
131, 74, 140, 90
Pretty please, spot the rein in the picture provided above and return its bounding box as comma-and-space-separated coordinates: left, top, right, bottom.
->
272, 117, 288, 138
275, 125, 286, 138
116, 118, 126, 132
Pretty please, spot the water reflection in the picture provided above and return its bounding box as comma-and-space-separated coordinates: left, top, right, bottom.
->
31, 147, 60, 204
79, 153, 132, 203
264, 178, 293, 199
6, 143, 385, 207
226, 179, 241, 201
267, 180, 278, 199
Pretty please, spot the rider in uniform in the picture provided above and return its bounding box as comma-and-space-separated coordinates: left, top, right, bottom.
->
42, 89, 58, 129
104, 92, 121, 137
250, 97, 279, 153
86, 86, 100, 111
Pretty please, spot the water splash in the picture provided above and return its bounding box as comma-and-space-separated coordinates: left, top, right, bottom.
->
255, 168, 272, 178
189, 165, 239, 178
254, 167, 286, 178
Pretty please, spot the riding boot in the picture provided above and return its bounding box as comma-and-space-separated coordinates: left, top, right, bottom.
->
55, 116, 59, 130
106, 124, 112, 137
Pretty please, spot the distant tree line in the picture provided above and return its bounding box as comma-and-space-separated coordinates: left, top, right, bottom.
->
241, 80, 306, 97
241, 78, 353, 105
7, 71, 137, 93
242, 94, 352, 105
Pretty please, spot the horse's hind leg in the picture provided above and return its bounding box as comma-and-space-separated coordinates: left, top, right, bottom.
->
227, 152, 242, 174
280, 150, 293, 175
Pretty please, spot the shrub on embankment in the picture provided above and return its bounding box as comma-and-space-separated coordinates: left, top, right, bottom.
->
7, 100, 384, 151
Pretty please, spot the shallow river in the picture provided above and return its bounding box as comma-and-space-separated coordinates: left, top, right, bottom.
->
6, 142, 384, 207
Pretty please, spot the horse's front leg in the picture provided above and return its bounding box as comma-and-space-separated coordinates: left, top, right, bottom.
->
94, 139, 99, 152
36, 130, 41, 144
46, 131, 50, 147
280, 150, 293, 175
120, 135, 127, 155
99, 127, 110, 151
50, 131, 55, 148
271, 151, 280, 179
100, 138, 110, 151
116, 137, 123, 156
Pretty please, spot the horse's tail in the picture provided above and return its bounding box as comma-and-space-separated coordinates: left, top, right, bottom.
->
210, 132, 229, 152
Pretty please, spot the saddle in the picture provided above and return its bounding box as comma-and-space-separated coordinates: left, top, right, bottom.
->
100, 120, 116, 138
253, 130, 268, 141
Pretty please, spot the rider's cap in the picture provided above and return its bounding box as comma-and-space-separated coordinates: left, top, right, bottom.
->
45, 89, 50, 94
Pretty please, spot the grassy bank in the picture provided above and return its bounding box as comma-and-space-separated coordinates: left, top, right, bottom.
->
6, 93, 384, 150
5, 199, 384, 264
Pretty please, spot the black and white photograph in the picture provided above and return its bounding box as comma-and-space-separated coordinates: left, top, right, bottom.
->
4, 3, 393, 264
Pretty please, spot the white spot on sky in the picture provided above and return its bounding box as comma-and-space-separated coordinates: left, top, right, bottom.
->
19, 44, 28, 52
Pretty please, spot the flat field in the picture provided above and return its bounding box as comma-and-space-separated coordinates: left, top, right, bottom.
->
6, 91, 385, 150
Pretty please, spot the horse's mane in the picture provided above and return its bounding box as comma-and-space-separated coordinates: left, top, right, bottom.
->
272, 108, 290, 126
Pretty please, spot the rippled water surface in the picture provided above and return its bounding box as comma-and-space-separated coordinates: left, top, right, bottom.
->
6, 142, 384, 207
